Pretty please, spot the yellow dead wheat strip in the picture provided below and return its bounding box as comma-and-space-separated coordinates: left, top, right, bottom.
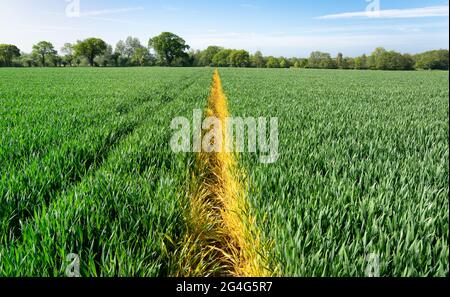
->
171, 69, 271, 276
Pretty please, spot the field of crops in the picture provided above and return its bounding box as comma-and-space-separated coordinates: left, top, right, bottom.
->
0, 67, 213, 276
0, 67, 448, 276
220, 68, 449, 276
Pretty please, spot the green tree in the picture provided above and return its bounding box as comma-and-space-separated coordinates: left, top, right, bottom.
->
0, 44, 21, 66
300, 58, 308, 68
114, 40, 129, 66
212, 49, 232, 67
401, 54, 414, 70
307, 51, 321, 68
50, 55, 62, 67
115, 36, 147, 66
321, 56, 337, 69
279, 57, 290, 68
336, 52, 344, 68
266, 56, 279, 68
354, 54, 368, 69
414, 49, 449, 70
18, 53, 35, 67
341, 57, 354, 69
73, 38, 108, 67
189, 50, 201, 66
115, 40, 126, 56
124, 36, 143, 59
289, 57, 300, 68
374, 50, 414, 70
360, 54, 368, 69
114, 40, 126, 61
94, 45, 115, 67
251, 51, 265, 68
132, 47, 151, 66
171, 55, 192, 67
198, 46, 223, 66
228, 50, 250, 67
369, 47, 386, 69
148, 32, 190, 66
307, 51, 335, 68
61, 43, 74, 66
32, 41, 56, 67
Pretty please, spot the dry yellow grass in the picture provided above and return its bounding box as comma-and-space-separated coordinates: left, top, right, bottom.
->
170, 69, 272, 276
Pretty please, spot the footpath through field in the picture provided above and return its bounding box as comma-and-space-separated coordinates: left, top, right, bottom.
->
172, 69, 272, 276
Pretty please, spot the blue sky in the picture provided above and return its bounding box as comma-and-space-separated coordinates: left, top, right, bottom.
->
0, 0, 448, 57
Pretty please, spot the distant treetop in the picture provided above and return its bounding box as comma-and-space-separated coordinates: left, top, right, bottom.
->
1, 32, 448, 70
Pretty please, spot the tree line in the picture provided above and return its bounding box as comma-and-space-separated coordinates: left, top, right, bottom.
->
0, 32, 448, 70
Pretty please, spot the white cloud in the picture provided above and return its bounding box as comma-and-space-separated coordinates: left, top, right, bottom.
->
20, 25, 83, 34
80, 6, 144, 17
300, 22, 449, 34
83, 16, 139, 25
317, 5, 449, 20
185, 31, 449, 56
